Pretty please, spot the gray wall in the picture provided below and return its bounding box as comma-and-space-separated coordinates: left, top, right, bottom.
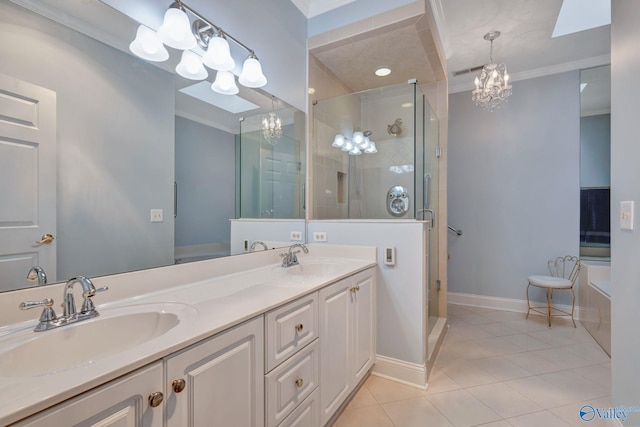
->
175, 117, 235, 248
611, 1, 640, 422
580, 114, 611, 187
448, 71, 580, 304
0, 2, 175, 280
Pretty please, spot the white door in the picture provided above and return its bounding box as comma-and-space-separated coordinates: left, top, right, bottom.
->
0, 73, 56, 290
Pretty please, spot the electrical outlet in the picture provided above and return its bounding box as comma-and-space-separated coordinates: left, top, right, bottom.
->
150, 209, 163, 222
313, 231, 327, 242
290, 231, 302, 241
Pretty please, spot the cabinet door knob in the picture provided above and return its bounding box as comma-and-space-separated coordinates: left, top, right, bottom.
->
172, 378, 186, 393
295, 323, 304, 333
148, 391, 164, 408
350, 287, 356, 293
295, 378, 304, 388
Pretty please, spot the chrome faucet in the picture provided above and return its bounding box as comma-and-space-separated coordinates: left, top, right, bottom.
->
19, 276, 108, 332
250, 240, 269, 252
27, 266, 47, 286
280, 243, 309, 268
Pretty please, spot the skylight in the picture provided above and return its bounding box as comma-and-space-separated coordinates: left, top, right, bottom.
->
552, 0, 610, 38
179, 81, 260, 114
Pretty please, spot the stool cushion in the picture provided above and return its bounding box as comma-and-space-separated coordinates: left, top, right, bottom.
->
528, 275, 573, 289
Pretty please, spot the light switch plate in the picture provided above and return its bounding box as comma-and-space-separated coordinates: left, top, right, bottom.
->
150, 209, 164, 223
621, 201, 634, 230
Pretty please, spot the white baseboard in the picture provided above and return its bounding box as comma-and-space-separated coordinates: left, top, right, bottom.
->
372, 355, 428, 390
448, 292, 582, 321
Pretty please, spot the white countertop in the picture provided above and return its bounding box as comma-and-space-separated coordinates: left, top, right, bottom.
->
0, 247, 376, 425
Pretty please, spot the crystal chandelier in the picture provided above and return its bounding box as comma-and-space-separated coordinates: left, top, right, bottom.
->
262, 96, 282, 145
472, 30, 512, 112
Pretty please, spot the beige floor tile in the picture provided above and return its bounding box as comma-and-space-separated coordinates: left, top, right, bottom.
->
423, 370, 462, 395
344, 383, 378, 410
478, 310, 527, 323
455, 312, 497, 325
366, 375, 423, 404
506, 410, 572, 427
537, 371, 609, 403
500, 317, 552, 333
381, 397, 454, 427
473, 421, 512, 427
441, 359, 499, 388
529, 347, 592, 370
561, 342, 611, 365
469, 356, 532, 381
467, 382, 543, 419
334, 405, 395, 427
445, 323, 496, 342
500, 333, 553, 351
503, 376, 577, 409
466, 336, 522, 358
425, 389, 501, 427
476, 321, 522, 337
501, 350, 562, 375
570, 364, 611, 394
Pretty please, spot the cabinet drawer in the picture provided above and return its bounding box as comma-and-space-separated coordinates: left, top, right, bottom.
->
265, 340, 319, 427
266, 292, 318, 372
277, 388, 319, 427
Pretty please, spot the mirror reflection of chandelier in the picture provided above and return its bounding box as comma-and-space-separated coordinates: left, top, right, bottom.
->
262, 96, 282, 145
472, 30, 512, 112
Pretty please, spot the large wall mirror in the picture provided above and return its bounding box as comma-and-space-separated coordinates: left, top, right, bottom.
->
579, 64, 611, 259
0, 0, 306, 292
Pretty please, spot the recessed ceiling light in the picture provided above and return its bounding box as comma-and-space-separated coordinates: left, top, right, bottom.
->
375, 67, 391, 77
308, 87, 316, 94
402, 102, 413, 108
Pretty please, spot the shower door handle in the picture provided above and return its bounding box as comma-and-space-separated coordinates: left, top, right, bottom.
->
417, 208, 435, 230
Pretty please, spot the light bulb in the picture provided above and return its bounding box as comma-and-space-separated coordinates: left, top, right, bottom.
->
176, 50, 208, 80
332, 134, 345, 148
364, 141, 377, 154
129, 25, 169, 62
349, 146, 362, 156
157, 8, 196, 50
239, 55, 267, 88
341, 141, 353, 152
352, 132, 364, 145
211, 70, 239, 95
202, 35, 235, 71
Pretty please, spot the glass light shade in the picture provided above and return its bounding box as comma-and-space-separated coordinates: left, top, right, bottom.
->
364, 141, 377, 154
238, 56, 267, 88
352, 132, 364, 145
211, 70, 239, 95
157, 8, 197, 50
129, 25, 169, 62
349, 146, 362, 155
202, 36, 235, 71
341, 141, 353, 152
358, 136, 371, 150
332, 134, 345, 148
176, 50, 208, 80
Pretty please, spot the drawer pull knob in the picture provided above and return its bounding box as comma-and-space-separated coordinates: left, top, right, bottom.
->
148, 391, 164, 408
172, 378, 186, 393
295, 378, 304, 388
295, 323, 304, 333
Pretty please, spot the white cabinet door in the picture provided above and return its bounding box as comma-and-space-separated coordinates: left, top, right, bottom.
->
319, 268, 376, 426
13, 362, 163, 427
165, 317, 264, 427
319, 279, 351, 426
351, 269, 375, 384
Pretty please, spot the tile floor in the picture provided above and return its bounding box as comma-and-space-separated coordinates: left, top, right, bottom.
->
333, 304, 616, 427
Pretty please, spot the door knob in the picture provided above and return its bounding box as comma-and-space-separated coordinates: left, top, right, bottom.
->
172, 378, 186, 393
35, 234, 55, 245
148, 391, 164, 408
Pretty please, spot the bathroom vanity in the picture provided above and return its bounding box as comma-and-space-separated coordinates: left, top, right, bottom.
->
0, 245, 376, 427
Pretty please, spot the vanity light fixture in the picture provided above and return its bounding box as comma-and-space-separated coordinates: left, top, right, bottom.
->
472, 30, 512, 111
129, 0, 267, 94
332, 131, 377, 156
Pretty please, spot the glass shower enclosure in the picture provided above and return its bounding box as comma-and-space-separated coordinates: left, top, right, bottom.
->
238, 107, 306, 219
312, 82, 440, 331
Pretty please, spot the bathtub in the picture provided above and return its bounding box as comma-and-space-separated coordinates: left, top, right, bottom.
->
579, 260, 611, 356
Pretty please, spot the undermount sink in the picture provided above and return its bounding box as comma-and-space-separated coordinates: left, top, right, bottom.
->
283, 261, 344, 277
0, 303, 197, 378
